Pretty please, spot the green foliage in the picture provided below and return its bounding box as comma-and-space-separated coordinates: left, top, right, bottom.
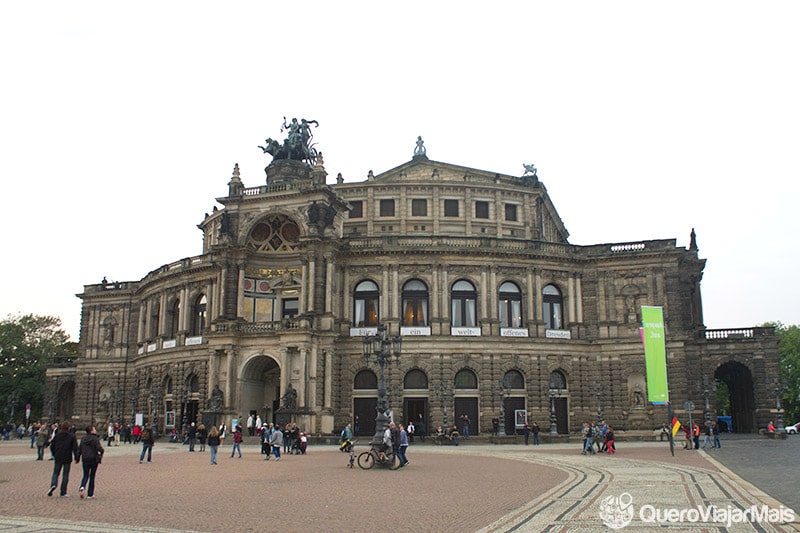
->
764, 322, 800, 424
0, 314, 75, 423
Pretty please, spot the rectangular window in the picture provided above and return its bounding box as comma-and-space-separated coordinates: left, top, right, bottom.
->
411, 198, 427, 216
505, 203, 518, 221
444, 199, 459, 217
475, 201, 489, 219
349, 200, 363, 218
379, 199, 395, 217
282, 298, 299, 318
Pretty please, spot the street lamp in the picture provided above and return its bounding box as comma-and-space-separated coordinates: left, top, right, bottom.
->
766, 375, 786, 433
549, 390, 559, 435
702, 377, 716, 426
433, 381, 452, 430
149, 387, 162, 437
129, 387, 139, 426
590, 381, 603, 424
362, 324, 402, 444
497, 377, 510, 437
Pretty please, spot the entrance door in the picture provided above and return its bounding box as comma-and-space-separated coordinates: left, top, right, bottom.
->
353, 398, 377, 437
454, 397, 479, 435
555, 397, 568, 434
403, 398, 427, 430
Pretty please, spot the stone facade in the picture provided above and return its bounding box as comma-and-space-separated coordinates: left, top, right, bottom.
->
46, 145, 780, 436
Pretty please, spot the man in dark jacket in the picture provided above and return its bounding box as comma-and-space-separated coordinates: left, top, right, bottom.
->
77, 426, 104, 499
48, 421, 78, 497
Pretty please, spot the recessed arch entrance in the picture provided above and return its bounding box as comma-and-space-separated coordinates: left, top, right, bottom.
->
714, 361, 756, 433
240, 355, 281, 425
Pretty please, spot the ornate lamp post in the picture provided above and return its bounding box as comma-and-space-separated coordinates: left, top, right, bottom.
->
767, 375, 786, 433
702, 377, 716, 426
181, 387, 189, 432
549, 390, 558, 435
433, 381, 452, 430
362, 324, 402, 444
107, 390, 117, 424
590, 381, 604, 424
129, 387, 139, 426
497, 377, 510, 437
149, 387, 162, 437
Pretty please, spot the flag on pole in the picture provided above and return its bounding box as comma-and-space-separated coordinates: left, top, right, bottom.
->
642, 306, 669, 404
671, 416, 681, 438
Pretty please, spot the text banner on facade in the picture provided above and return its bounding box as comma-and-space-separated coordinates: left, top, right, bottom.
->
642, 306, 669, 404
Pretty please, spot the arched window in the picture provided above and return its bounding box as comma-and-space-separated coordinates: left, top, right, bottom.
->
191, 294, 207, 336
454, 369, 478, 389
498, 281, 523, 328
149, 301, 160, 339
451, 280, 477, 327
353, 280, 379, 327
549, 370, 567, 391
504, 369, 525, 389
402, 279, 429, 327
188, 375, 200, 394
164, 377, 173, 395
354, 369, 378, 389
543, 284, 564, 329
168, 298, 180, 338
403, 369, 429, 389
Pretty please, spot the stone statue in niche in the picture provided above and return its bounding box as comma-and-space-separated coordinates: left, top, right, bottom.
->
630, 382, 645, 409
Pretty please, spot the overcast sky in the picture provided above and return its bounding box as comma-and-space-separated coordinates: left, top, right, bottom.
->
2, 2, 798, 341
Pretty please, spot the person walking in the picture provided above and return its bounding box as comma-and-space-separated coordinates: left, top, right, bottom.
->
230, 425, 243, 458
523, 423, 531, 445
397, 423, 409, 466
207, 426, 220, 465
197, 424, 207, 452
605, 426, 616, 454
269, 423, 283, 461
139, 425, 154, 464
77, 426, 104, 499
48, 421, 78, 497
407, 420, 415, 443
187, 422, 197, 452
35, 423, 49, 460
532, 421, 540, 445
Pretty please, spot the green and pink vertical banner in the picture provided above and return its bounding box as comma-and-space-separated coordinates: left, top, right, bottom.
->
641, 306, 669, 405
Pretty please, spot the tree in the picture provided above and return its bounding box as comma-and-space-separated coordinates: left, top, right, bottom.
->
764, 322, 800, 424
0, 314, 76, 424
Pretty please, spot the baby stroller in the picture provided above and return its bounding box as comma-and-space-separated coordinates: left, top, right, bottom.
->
339, 439, 355, 468
289, 437, 302, 455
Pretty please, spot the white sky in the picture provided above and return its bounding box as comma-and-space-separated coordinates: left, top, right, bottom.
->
1, 2, 798, 341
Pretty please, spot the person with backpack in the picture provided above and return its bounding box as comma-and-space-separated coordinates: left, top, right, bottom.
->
139, 425, 154, 464
48, 421, 79, 497
76, 425, 104, 499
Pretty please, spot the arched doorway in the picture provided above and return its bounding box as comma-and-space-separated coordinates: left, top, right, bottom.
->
240, 356, 280, 425
715, 361, 756, 432
56, 381, 75, 423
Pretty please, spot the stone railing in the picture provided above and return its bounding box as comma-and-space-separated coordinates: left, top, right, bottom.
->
209, 318, 305, 335
241, 182, 299, 196
703, 327, 774, 340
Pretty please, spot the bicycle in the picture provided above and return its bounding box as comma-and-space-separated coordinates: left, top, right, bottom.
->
357, 443, 400, 470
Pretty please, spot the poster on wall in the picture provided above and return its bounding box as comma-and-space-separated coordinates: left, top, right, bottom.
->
642, 305, 669, 404
135, 413, 144, 427
514, 409, 527, 428
165, 411, 176, 428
